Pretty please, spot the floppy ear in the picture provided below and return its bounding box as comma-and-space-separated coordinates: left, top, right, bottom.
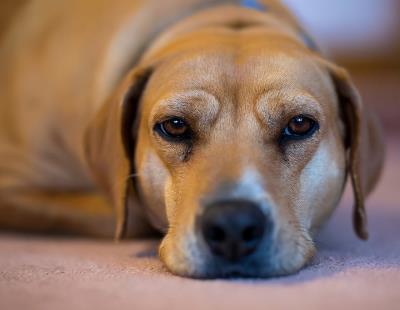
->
85, 66, 153, 240
324, 61, 385, 240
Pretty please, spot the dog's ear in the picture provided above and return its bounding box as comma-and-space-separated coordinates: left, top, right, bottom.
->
85, 66, 153, 240
321, 60, 384, 240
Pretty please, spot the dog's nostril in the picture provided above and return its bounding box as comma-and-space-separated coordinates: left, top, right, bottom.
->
206, 225, 226, 242
200, 199, 269, 262
242, 226, 262, 242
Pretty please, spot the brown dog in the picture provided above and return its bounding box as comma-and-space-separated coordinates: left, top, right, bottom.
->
0, 0, 384, 278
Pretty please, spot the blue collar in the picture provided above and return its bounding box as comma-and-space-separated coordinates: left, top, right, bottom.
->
240, 0, 267, 12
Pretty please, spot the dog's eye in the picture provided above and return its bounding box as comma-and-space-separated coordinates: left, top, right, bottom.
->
283, 115, 318, 140
155, 117, 191, 141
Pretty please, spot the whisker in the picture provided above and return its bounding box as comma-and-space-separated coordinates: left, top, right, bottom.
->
126, 173, 141, 182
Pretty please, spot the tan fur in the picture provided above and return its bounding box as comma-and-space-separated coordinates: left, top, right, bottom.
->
0, 0, 384, 277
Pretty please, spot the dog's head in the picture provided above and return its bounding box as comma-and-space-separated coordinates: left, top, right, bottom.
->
86, 7, 384, 278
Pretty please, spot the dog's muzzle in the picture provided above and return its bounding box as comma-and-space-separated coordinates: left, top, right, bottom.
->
198, 199, 271, 262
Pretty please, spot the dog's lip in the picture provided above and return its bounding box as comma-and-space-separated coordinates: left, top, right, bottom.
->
199, 266, 268, 279
201, 257, 268, 279
219, 269, 264, 279
218, 270, 251, 279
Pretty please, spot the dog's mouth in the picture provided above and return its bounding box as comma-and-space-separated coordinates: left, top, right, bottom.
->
194, 260, 272, 279
189, 248, 275, 279
161, 224, 315, 279
211, 267, 265, 279
214, 269, 256, 279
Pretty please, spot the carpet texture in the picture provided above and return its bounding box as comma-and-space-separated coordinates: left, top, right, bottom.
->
1, 75, 399, 309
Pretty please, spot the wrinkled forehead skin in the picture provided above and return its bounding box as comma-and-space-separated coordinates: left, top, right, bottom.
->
140, 28, 339, 142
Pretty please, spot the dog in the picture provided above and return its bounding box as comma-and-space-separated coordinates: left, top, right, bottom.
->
0, 0, 384, 278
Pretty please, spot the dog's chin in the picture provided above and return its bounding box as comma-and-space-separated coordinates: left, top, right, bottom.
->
159, 233, 316, 279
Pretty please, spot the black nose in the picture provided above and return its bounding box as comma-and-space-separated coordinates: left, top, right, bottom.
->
200, 200, 268, 262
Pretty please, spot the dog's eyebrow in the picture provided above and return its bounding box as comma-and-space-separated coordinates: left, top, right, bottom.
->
256, 91, 323, 123
150, 90, 220, 124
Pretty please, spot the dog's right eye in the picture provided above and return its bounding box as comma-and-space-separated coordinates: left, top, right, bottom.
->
154, 117, 192, 141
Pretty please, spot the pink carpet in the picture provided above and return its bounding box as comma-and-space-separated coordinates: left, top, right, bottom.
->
1, 75, 399, 309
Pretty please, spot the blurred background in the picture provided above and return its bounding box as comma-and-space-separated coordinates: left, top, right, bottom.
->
285, 0, 400, 68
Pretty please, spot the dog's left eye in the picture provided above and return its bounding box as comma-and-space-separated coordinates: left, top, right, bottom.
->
282, 115, 319, 140
155, 117, 192, 141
